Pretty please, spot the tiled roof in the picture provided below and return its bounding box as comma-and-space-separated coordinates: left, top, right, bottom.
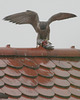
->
0, 46, 80, 100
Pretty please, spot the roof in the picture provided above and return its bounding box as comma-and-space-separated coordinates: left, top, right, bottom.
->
0, 45, 80, 100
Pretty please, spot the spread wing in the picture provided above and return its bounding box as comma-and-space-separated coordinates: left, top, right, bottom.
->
4, 10, 39, 29
48, 12, 76, 24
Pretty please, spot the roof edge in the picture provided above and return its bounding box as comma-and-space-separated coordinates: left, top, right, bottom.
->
0, 46, 80, 58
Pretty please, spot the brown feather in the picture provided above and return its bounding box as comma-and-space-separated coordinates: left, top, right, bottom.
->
4, 10, 39, 28
48, 13, 76, 24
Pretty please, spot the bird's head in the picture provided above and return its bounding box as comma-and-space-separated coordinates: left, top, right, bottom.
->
39, 22, 48, 30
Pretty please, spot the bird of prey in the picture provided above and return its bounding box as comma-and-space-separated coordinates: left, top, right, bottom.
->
4, 10, 76, 47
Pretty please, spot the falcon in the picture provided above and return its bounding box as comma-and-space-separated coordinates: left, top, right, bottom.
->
4, 10, 76, 47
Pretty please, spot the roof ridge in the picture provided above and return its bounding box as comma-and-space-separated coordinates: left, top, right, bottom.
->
0, 46, 80, 58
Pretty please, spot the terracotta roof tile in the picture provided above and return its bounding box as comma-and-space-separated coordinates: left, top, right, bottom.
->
69, 86, 80, 98
53, 68, 70, 79
37, 67, 54, 78
53, 86, 71, 98
54, 77, 70, 88
2, 76, 21, 88
2, 86, 22, 98
3, 67, 21, 78
53, 60, 72, 70
3, 58, 23, 69
0, 46, 80, 99
37, 76, 54, 88
18, 76, 38, 88
32, 57, 56, 69
36, 86, 54, 98
68, 78, 80, 89
19, 86, 38, 98
70, 61, 80, 69
0, 59, 7, 69
0, 70, 5, 78
19, 67, 38, 78
20, 58, 38, 69
68, 68, 80, 78
0, 80, 4, 88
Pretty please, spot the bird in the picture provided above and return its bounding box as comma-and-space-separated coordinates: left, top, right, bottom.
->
4, 10, 76, 48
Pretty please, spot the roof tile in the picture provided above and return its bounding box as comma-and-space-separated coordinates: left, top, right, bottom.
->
54, 77, 70, 88
69, 86, 80, 98
68, 77, 80, 88
53, 67, 70, 79
18, 76, 38, 88
19, 86, 38, 98
68, 68, 80, 78
37, 76, 54, 88
53, 60, 72, 70
32, 57, 56, 69
2, 76, 21, 88
20, 58, 38, 69
36, 86, 54, 98
19, 67, 38, 78
70, 61, 80, 69
37, 67, 54, 78
0, 47, 80, 99
2, 86, 22, 98
3, 67, 21, 78
3, 58, 23, 69
0, 80, 4, 88
0, 89, 5, 93
0, 70, 5, 78
0, 59, 7, 69
53, 86, 71, 98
